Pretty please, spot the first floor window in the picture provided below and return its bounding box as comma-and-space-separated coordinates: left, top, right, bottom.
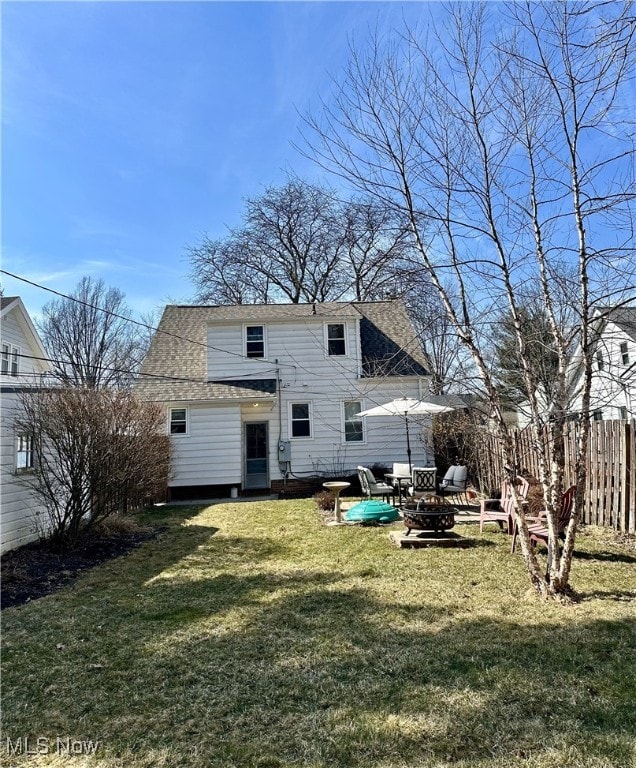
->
620, 406, 628, 420
170, 408, 188, 434
620, 342, 630, 365
596, 350, 604, 371
343, 401, 364, 442
593, 410, 603, 421
16, 434, 34, 472
291, 403, 311, 438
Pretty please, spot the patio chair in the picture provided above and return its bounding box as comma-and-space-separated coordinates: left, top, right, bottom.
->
389, 462, 412, 504
409, 467, 437, 501
511, 485, 577, 558
357, 466, 393, 504
438, 464, 469, 504
479, 476, 530, 534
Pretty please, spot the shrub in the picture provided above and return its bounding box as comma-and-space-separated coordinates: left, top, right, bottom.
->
313, 490, 335, 511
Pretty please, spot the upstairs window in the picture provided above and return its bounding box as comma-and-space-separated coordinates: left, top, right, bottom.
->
169, 408, 188, 435
290, 403, 311, 438
596, 350, 604, 371
1, 344, 19, 376
245, 325, 265, 358
620, 342, 630, 365
326, 323, 346, 356
343, 401, 364, 442
16, 434, 34, 472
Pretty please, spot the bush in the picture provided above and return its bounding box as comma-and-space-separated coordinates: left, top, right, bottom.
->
16, 387, 171, 549
313, 490, 335, 511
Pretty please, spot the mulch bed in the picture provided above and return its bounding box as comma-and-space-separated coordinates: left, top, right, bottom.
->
1, 526, 163, 610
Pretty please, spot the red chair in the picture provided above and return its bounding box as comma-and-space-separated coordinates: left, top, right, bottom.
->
479, 476, 529, 535
511, 485, 577, 557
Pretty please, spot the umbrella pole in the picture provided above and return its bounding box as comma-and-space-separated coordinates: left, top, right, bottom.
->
405, 416, 412, 472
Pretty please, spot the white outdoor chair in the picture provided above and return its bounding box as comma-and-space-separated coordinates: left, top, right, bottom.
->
438, 464, 469, 503
357, 466, 393, 504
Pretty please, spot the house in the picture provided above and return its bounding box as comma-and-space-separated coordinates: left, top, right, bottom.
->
0, 297, 53, 552
575, 306, 636, 421
136, 300, 434, 499
516, 305, 635, 427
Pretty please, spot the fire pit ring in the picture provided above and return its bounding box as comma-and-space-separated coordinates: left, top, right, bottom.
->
402, 501, 456, 535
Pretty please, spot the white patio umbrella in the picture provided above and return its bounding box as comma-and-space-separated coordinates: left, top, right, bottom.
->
358, 397, 454, 471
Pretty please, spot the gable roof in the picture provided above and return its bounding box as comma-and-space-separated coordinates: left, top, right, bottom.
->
596, 305, 636, 342
135, 300, 429, 402
0, 296, 49, 363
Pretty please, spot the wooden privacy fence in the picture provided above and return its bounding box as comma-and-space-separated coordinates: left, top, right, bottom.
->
472, 420, 635, 534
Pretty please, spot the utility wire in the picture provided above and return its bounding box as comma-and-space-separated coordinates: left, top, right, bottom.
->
1, 269, 296, 369
7, 351, 280, 388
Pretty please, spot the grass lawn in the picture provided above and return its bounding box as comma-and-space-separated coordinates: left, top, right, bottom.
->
2, 500, 635, 768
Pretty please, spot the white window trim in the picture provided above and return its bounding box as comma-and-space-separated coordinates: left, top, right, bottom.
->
341, 400, 366, 445
15, 433, 35, 473
289, 401, 313, 440
324, 322, 347, 358
619, 341, 630, 365
1, 343, 20, 377
168, 406, 189, 436
244, 324, 267, 359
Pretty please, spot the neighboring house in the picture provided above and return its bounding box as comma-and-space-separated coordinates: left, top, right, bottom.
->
136, 300, 433, 499
575, 306, 636, 422
0, 297, 52, 552
516, 305, 635, 427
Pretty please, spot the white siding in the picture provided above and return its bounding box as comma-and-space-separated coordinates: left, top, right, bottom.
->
168, 403, 243, 486
207, 319, 360, 381
1, 393, 51, 552
1, 301, 53, 552
570, 321, 635, 420
275, 376, 433, 478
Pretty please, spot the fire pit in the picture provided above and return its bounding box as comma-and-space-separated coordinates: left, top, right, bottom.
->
402, 499, 456, 535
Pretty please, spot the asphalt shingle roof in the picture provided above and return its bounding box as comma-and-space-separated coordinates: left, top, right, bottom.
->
604, 306, 636, 341
135, 300, 429, 402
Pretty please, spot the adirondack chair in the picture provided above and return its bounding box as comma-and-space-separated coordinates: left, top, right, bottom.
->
511, 485, 577, 558
479, 476, 530, 534
357, 466, 393, 504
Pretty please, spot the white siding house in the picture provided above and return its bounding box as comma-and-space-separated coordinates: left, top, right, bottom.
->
569, 307, 636, 422
0, 297, 52, 552
136, 300, 434, 499
515, 306, 636, 427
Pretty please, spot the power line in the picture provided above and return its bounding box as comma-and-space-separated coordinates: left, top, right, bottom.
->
9, 351, 280, 389
1, 269, 296, 369
1, 269, 435, 394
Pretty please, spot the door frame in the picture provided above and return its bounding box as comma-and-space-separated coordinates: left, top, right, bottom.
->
243, 421, 270, 490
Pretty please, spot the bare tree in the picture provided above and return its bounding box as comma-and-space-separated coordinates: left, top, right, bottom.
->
305, 1, 635, 597
189, 177, 421, 304
16, 387, 170, 548
37, 277, 142, 389
405, 291, 474, 395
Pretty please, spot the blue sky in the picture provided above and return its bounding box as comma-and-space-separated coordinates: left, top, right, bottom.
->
2, 1, 432, 320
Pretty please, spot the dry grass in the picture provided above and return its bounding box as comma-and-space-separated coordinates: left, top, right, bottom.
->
2, 500, 635, 767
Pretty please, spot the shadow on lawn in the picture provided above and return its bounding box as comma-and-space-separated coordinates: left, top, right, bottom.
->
572, 549, 636, 564
129, 587, 634, 768
3, 509, 635, 768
